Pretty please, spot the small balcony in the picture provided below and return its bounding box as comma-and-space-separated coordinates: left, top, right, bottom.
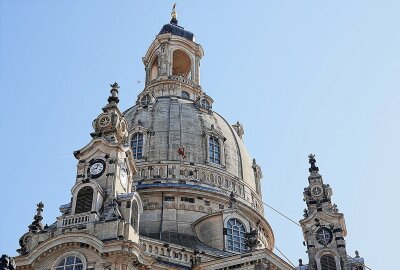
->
58, 212, 99, 228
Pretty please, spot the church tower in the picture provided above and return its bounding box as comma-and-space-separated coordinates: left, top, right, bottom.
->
14, 84, 149, 269
299, 155, 365, 270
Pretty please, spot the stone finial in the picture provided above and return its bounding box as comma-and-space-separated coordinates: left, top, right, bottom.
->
28, 202, 44, 233
355, 250, 360, 258
232, 121, 244, 139
108, 82, 120, 104
0, 255, 16, 270
308, 153, 319, 173
299, 259, 303, 266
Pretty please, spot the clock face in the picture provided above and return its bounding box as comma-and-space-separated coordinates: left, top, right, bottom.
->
89, 160, 106, 179
316, 227, 333, 246
311, 185, 323, 197
99, 115, 111, 127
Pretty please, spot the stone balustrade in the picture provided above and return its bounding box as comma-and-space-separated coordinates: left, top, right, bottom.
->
140, 238, 193, 267
134, 163, 264, 214
58, 212, 98, 228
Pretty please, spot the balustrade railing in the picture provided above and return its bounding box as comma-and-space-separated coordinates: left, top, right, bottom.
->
61, 212, 91, 227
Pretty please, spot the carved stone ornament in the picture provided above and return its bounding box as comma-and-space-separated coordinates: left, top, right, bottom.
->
28, 202, 44, 233
255, 258, 270, 270
246, 228, 259, 251
0, 255, 16, 270
229, 191, 237, 208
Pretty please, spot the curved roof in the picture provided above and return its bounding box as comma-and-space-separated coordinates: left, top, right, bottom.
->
124, 97, 257, 191
159, 23, 194, 41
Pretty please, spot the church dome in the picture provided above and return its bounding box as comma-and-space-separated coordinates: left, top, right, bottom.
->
121, 10, 272, 252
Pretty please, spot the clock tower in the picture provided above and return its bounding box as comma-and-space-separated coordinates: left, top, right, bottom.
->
300, 154, 349, 270
15, 84, 151, 270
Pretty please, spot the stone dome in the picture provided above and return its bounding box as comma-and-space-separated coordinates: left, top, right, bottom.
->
124, 97, 257, 191
120, 17, 272, 252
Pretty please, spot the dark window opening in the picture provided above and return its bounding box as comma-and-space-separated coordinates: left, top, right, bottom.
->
321, 255, 337, 270
181, 91, 190, 99
181, 197, 195, 203
75, 186, 94, 214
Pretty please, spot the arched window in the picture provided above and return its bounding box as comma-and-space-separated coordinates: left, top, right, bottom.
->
131, 133, 143, 159
321, 254, 337, 270
172, 49, 191, 78
55, 256, 83, 270
141, 95, 151, 106
209, 136, 220, 164
181, 91, 190, 99
75, 186, 93, 214
201, 99, 211, 110
150, 56, 158, 80
226, 218, 246, 252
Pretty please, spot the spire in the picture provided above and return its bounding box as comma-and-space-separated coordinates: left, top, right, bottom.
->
108, 82, 120, 104
308, 153, 319, 173
170, 3, 178, 25
28, 202, 44, 233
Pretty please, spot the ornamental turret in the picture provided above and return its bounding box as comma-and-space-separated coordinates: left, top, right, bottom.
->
90, 82, 128, 144
15, 85, 148, 269
299, 154, 366, 270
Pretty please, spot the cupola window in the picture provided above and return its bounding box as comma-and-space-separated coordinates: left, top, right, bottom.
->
172, 49, 191, 79
131, 133, 144, 159
141, 95, 151, 106
150, 56, 158, 80
201, 99, 211, 110
75, 186, 93, 214
55, 256, 83, 270
226, 218, 247, 252
181, 91, 190, 99
209, 136, 220, 164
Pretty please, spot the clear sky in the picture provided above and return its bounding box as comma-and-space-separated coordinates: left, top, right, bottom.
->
0, 1, 397, 269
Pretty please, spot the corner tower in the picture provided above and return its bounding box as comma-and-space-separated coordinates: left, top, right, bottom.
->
299, 155, 366, 270
14, 85, 151, 270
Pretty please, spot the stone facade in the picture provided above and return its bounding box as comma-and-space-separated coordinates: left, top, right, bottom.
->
10, 7, 366, 270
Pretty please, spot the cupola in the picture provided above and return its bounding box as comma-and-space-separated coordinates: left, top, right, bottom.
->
140, 4, 205, 102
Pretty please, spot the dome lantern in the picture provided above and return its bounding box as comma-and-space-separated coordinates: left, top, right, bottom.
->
141, 7, 205, 103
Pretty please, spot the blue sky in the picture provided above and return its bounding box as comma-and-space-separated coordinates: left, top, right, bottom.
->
1, 1, 398, 269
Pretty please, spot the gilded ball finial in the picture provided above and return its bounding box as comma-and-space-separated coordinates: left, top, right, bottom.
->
170, 3, 178, 24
